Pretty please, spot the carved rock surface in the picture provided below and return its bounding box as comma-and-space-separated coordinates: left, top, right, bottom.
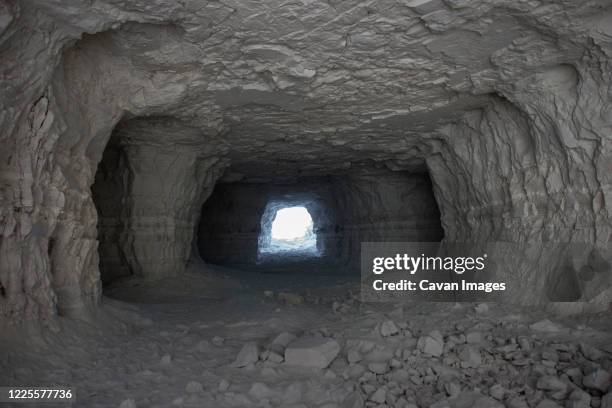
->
0, 0, 611, 320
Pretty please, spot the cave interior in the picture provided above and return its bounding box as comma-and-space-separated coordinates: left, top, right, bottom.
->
1, 1, 612, 407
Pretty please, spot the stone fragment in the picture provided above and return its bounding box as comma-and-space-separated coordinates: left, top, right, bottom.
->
580, 342, 604, 361
444, 381, 461, 397
345, 364, 365, 379
379, 319, 399, 337
536, 376, 567, 399
285, 337, 340, 368
565, 367, 583, 382
212, 336, 225, 346
368, 361, 388, 374
233, 342, 259, 367
489, 384, 504, 400
518, 336, 531, 351
268, 351, 284, 363
417, 330, 444, 356
474, 303, 489, 314
583, 368, 611, 392
458, 345, 482, 368
567, 388, 591, 408
369, 387, 386, 403
268, 332, 297, 354
347, 349, 362, 364
529, 319, 563, 333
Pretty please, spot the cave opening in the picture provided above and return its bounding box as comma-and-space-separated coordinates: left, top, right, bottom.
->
258, 205, 319, 258
197, 170, 445, 274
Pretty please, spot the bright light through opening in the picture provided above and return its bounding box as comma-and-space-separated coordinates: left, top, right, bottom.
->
258, 204, 319, 257
271, 207, 313, 241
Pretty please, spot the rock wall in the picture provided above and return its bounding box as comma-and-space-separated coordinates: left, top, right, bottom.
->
93, 118, 228, 283
332, 171, 445, 265
425, 94, 612, 307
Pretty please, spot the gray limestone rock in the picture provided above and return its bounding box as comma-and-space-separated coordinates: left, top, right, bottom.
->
233, 342, 260, 368
284, 337, 340, 368
583, 369, 611, 392
417, 331, 444, 357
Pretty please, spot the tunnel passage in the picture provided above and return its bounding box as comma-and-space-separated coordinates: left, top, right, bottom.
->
197, 170, 445, 269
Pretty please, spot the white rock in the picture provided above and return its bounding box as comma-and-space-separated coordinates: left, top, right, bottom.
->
379, 319, 399, 337
232, 342, 259, 367
212, 336, 225, 346
284, 337, 340, 368
529, 319, 563, 333
417, 331, 444, 357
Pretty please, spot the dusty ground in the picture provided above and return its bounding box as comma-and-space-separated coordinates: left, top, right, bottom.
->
1, 265, 611, 408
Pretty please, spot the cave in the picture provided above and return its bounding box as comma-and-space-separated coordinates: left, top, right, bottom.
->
1, 1, 612, 407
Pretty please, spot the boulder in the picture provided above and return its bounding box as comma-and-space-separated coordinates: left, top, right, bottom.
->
285, 337, 340, 368
232, 342, 259, 367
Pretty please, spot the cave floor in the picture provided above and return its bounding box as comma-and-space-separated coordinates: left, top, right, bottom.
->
1, 265, 612, 408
